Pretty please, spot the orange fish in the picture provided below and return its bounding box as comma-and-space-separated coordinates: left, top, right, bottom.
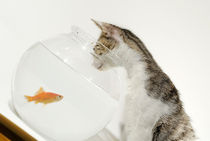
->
24, 87, 63, 105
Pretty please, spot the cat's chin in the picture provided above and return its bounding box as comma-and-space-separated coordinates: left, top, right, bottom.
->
92, 57, 110, 71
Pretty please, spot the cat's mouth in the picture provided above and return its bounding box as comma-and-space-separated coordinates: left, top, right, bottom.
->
97, 63, 103, 70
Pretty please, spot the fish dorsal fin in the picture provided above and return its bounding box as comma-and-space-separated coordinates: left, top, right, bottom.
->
35, 87, 44, 95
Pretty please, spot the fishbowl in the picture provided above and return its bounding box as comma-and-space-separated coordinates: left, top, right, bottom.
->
11, 27, 123, 141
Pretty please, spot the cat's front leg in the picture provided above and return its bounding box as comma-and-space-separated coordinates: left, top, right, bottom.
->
152, 114, 196, 141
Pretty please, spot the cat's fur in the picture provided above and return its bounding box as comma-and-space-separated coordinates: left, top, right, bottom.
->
91, 20, 196, 141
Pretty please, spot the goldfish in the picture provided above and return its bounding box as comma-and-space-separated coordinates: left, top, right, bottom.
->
24, 87, 63, 105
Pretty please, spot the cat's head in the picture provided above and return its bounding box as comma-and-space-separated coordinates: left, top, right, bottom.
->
91, 19, 125, 71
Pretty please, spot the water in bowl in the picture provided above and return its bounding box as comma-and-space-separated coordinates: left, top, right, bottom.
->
12, 27, 122, 141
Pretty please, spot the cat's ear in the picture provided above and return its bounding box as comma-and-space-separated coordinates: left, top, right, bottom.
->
91, 19, 122, 41
91, 19, 103, 30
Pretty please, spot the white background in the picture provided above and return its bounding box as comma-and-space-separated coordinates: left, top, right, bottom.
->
0, 0, 210, 140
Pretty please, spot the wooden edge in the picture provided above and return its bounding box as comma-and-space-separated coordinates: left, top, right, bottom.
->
0, 114, 37, 141
0, 133, 11, 141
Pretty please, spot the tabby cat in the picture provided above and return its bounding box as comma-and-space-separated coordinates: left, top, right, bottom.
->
91, 19, 196, 141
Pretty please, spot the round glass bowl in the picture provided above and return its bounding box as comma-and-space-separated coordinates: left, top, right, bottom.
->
12, 27, 122, 141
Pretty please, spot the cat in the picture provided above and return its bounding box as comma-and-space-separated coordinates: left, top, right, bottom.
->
90, 19, 196, 141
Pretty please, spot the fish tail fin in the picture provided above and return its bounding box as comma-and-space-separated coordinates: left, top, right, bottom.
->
24, 95, 33, 102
